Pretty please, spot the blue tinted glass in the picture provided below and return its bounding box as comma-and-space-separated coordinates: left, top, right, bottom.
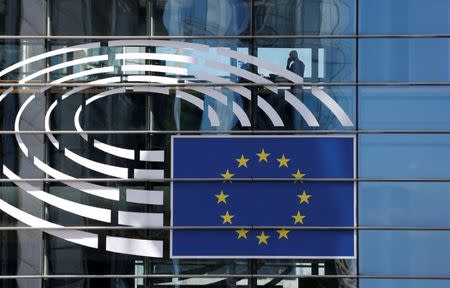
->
360, 231, 450, 276
254, 0, 355, 35
359, 182, 450, 226
359, 39, 450, 82
153, 0, 250, 36
359, 135, 450, 178
361, 279, 450, 288
360, 0, 450, 35
359, 86, 450, 129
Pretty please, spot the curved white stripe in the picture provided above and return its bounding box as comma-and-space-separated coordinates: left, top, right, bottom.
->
0, 87, 13, 103
45, 100, 60, 149
20, 55, 108, 84
106, 236, 163, 258
133, 169, 164, 180
93, 140, 135, 160
127, 75, 178, 84
284, 91, 320, 127
118, 211, 164, 227
33, 157, 120, 201
207, 105, 220, 127
64, 148, 129, 179
232, 102, 251, 127
116, 52, 195, 64
257, 96, 284, 127
311, 87, 354, 127
74, 106, 87, 140
3, 166, 111, 223
193, 71, 251, 100
14, 95, 35, 157
53, 67, 114, 84
126, 189, 164, 205
122, 64, 188, 75
0, 198, 98, 248
108, 40, 209, 52
0, 42, 100, 78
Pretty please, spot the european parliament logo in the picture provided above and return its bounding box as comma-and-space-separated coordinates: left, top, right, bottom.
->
171, 136, 356, 258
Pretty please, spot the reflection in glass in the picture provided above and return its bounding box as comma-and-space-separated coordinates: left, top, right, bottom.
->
152, 0, 250, 36
0, 0, 45, 35
254, 0, 355, 36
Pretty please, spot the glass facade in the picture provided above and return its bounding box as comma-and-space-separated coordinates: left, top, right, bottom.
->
0, 0, 449, 287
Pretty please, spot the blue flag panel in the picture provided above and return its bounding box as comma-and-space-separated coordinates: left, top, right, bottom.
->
171, 136, 355, 258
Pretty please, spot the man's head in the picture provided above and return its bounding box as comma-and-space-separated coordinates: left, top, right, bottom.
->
289, 50, 298, 60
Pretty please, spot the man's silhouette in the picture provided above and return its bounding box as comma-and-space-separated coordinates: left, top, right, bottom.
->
286, 50, 305, 77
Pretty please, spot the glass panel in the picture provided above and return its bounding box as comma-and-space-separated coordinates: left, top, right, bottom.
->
359, 0, 450, 35
254, 0, 355, 35
360, 231, 450, 276
359, 135, 450, 178
361, 279, 450, 288
359, 182, 450, 226
50, 0, 147, 35
359, 39, 450, 83
359, 86, 450, 130
152, 0, 250, 36
0, 0, 45, 35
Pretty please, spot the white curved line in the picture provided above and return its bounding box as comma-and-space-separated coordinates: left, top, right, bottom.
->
122, 64, 188, 75
0, 197, 98, 248
217, 47, 354, 127
64, 148, 129, 179
45, 100, 60, 149
108, 40, 209, 52
116, 52, 195, 64
74, 106, 87, 140
0, 87, 13, 103
0, 42, 100, 78
133, 169, 164, 180
207, 105, 220, 127
3, 165, 111, 223
193, 71, 251, 100
14, 95, 35, 157
20, 55, 108, 84
284, 91, 320, 127
53, 67, 115, 84
118, 211, 164, 227
126, 189, 164, 205
127, 75, 178, 84
311, 87, 354, 127
233, 102, 251, 127
257, 96, 284, 127
106, 236, 163, 258
33, 157, 120, 201
93, 140, 135, 160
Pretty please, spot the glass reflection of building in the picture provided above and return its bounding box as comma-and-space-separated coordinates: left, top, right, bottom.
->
0, 0, 450, 287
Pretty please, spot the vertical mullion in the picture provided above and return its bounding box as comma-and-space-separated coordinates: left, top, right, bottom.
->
355, 0, 360, 288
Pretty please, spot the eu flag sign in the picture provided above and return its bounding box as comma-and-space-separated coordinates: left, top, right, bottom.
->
171, 136, 355, 258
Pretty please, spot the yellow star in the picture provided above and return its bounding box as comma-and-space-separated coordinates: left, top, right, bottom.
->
236, 154, 250, 168
297, 191, 311, 204
220, 169, 235, 180
291, 169, 306, 182
215, 190, 229, 204
276, 154, 290, 168
256, 149, 270, 162
220, 211, 235, 224
235, 229, 249, 239
256, 231, 270, 245
277, 229, 290, 239
292, 211, 306, 224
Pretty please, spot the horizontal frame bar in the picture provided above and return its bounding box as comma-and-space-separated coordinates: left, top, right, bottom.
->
1, 34, 450, 39
0, 274, 448, 280
0, 226, 449, 231
1, 178, 450, 182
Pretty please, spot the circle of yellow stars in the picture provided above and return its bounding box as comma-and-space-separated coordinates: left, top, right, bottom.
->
214, 148, 313, 245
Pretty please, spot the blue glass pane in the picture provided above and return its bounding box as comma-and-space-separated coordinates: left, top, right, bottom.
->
361, 279, 450, 288
359, 135, 450, 178
254, 0, 355, 35
360, 231, 450, 276
359, 182, 450, 226
360, 0, 450, 35
359, 86, 450, 129
153, 0, 250, 36
359, 39, 450, 82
